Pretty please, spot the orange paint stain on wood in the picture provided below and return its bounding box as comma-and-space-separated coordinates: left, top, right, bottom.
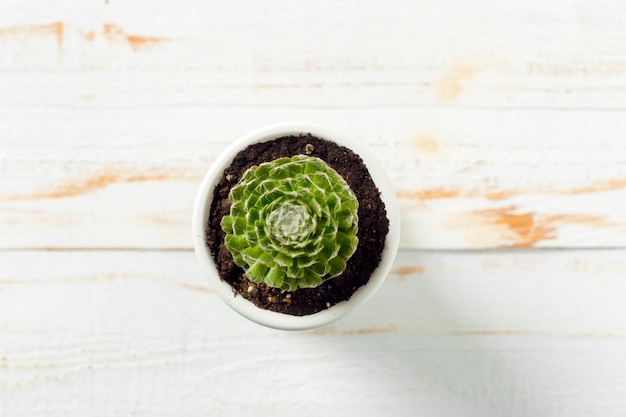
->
444, 206, 552, 248
563, 177, 626, 196
414, 133, 441, 157
0, 21, 164, 51
4, 168, 194, 201
101, 23, 164, 50
393, 266, 426, 278
458, 206, 620, 248
34, 172, 166, 199
456, 160, 487, 174
396, 187, 509, 202
545, 213, 618, 229
397, 176, 626, 203
179, 283, 215, 294
438, 57, 507, 101
439, 62, 483, 101
83, 31, 96, 41
0, 21, 64, 49
396, 187, 462, 200
487, 208, 555, 248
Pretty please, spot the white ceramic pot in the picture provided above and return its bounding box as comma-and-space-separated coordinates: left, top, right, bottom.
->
192, 122, 400, 331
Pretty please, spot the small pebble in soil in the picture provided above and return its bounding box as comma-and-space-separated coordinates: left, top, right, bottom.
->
326, 302, 331, 308
305, 143, 315, 155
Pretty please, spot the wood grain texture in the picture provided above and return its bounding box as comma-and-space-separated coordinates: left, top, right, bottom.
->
2, 2, 625, 415
1, 106, 625, 249
1, 1, 626, 109
1, 1, 625, 249
1, 249, 626, 416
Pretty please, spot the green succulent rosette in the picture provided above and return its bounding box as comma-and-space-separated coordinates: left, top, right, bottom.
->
220, 154, 359, 291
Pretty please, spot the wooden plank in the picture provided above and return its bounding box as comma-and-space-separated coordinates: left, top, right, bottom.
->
0, 1, 625, 109
1, 1, 626, 249
1, 106, 625, 249
1, 249, 626, 416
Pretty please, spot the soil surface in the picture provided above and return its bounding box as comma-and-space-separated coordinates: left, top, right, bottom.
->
206, 134, 389, 316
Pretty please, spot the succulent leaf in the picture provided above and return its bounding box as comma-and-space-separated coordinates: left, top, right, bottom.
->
221, 155, 359, 291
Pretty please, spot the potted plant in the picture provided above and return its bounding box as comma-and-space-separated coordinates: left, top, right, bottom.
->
193, 123, 400, 330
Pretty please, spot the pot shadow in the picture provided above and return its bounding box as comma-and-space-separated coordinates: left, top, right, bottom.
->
298, 254, 558, 416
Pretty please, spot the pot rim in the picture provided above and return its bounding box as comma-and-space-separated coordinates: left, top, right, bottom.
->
192, 122, 400, 330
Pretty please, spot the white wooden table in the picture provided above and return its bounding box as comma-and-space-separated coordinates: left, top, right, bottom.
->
2, 1, 626, 416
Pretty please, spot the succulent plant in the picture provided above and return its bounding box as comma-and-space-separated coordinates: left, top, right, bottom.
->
221, 155, 359, 291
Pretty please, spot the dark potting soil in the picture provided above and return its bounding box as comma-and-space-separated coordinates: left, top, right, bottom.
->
206, 134, 389, 316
